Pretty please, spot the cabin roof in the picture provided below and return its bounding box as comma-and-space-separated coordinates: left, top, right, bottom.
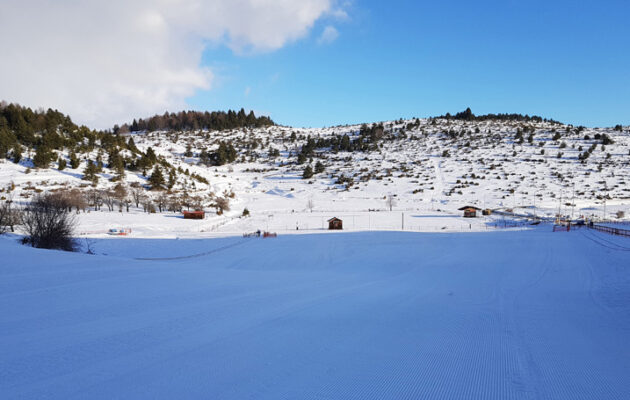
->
458, 206, 481, 211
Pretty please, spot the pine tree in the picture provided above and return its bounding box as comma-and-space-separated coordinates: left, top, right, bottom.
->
314, 161, 325, 174
83, 160, 99, 185
33, 146, 52, 168
58, 157, 67, 170
184, 144, 193, 157
69, 152, 80, 169
145, 147, 157, 164
340, 134, 351, 151
0, 128, 16, 159
302, 165, 314, 179
149, 166, 165, 190
199, 149, 211, 166
127, 137, 139, 153
11, 145, 22, 163
109, 152, 125, 181
167, 169, 177, 189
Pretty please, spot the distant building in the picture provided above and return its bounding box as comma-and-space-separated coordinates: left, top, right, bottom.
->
328, 217, 343, 230
183, 210, 205, 219
458, 206, 481, 218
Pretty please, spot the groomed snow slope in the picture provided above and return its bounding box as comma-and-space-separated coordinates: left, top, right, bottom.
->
1, 228, 629, 399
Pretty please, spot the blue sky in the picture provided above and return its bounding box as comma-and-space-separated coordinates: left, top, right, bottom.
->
188, 0, 630, 128
2, 1, 628, 128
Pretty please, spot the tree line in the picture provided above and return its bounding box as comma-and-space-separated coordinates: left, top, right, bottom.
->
117, 108, 274, 133
439, 108, 561, 124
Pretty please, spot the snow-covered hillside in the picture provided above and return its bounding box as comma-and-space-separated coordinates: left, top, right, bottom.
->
1, 117, 629, 236
2, 228, 629, 399
2, 116, 630, 399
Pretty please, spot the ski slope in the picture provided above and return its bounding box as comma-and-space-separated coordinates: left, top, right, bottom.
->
1, 227, 629, 399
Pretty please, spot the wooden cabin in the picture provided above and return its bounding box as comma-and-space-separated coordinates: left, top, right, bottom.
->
327, 217, 343, 230
183, 210, 205, 219
458, 206, 481, 218
482, 209, 492, 216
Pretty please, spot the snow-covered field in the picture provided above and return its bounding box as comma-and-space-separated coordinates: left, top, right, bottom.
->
2, 227, 629, 399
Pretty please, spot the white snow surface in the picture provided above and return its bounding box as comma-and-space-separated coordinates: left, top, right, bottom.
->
2, 227, 630, 399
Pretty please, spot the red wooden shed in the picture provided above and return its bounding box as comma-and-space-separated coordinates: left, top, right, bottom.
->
327, 217, 343, 230
183, 210, 205, 219
458, 206, 481, 218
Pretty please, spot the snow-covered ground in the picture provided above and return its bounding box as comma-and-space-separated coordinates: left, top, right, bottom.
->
1, 118, 629, 235
2, 227, 629, 399
1, 117, 629, 398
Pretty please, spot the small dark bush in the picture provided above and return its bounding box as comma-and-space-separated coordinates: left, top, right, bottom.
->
21, 193, 77, 251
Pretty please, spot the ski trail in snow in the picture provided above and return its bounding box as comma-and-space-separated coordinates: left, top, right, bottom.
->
3, 230, 630, 399
506, 232, 554, 400
134, 238, 248, 261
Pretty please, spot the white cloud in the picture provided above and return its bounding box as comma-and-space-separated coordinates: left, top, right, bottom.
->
317, 25, 340, 45
0, 0, 337, 128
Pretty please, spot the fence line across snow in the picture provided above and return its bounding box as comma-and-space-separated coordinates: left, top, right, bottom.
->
588, 224, 630, 238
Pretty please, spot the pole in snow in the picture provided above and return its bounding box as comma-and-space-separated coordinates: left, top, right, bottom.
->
603, 181, 607, 221
571, 183, 575, 220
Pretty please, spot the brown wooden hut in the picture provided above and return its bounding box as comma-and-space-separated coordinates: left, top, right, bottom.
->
183, 210, 205, 219
327, 217, 343, 230
458, 206, 481, 218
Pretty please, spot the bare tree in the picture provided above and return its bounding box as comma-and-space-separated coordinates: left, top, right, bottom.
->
102, 190, 116, 212
0, 194, 19, 233
142, 197, 156, 213
87, 189, 102, 211
130, 187, 145, 208
0, 201, 11, 234
212, 196, 230, 215
156, 193, 169, 213
306, 198, 315, 213
208, 192, 229, 215
67, 188, 87, 212
112, 183, 128, 212
386, 195, 396, 211
168, 196, 182, 212
21, 193, 77, 251
190, 195, 203, 211
181, 192, 192, 211
123, 197, 132, 212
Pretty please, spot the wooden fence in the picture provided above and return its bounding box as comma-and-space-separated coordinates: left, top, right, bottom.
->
588, 224, 630, 238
